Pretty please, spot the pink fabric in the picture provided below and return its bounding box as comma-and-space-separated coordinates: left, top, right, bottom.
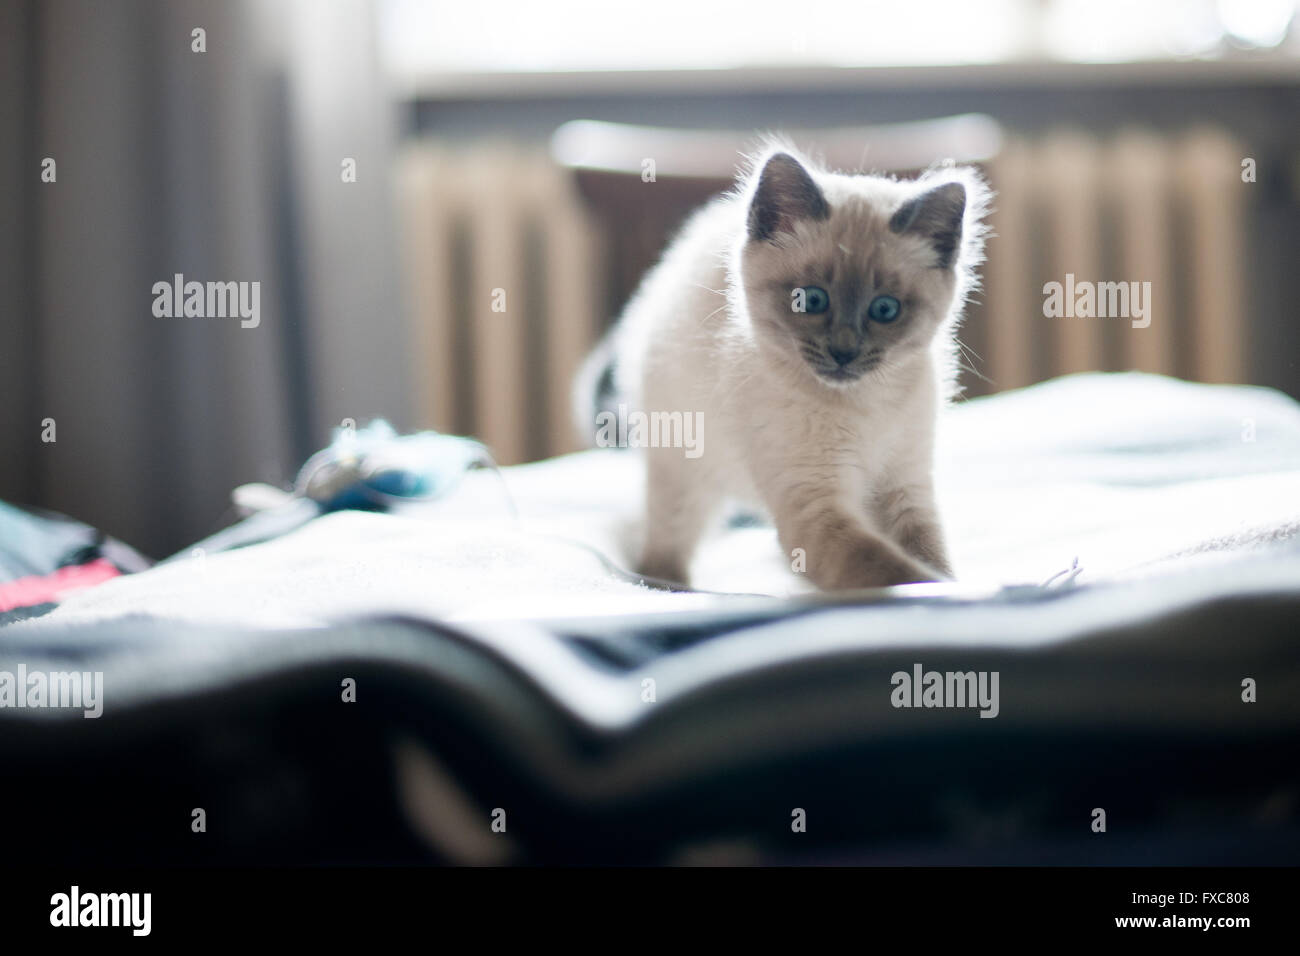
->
0, 558, 122, 612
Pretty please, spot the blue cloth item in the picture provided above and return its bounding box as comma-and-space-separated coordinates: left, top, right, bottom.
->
164, 422, 493, 562
296, 420, 493, 512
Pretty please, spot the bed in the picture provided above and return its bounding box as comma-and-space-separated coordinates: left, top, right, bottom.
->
3, 372, 1299, 864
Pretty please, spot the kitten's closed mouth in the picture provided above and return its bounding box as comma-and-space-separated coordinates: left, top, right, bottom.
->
815, 353, 881, 383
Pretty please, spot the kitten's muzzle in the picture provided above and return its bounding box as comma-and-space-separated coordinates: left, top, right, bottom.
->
828, 344, 860, 367
814, 346, 882, 383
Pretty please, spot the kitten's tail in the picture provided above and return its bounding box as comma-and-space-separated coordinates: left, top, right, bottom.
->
571, 323, 624, 449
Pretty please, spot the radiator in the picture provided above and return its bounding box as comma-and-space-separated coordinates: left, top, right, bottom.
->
397, 143, 601, 465
398, 129, 1249, 464
980, 127, 1247, 391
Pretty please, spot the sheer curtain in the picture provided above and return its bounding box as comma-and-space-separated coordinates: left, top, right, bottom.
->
0, 0, 409, 558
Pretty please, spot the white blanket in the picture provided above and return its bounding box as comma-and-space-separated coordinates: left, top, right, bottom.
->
22, 373, 1300, 629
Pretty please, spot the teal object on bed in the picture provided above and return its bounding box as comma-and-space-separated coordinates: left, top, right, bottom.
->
296, 419, 494, 512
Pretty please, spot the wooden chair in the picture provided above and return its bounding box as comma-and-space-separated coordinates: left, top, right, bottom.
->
549, 116, 1003, 322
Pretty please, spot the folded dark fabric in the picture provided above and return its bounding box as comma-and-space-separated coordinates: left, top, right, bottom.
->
3, 538, 1297, 865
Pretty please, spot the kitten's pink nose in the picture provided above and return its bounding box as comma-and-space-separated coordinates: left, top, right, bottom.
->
829, 345, 859, 366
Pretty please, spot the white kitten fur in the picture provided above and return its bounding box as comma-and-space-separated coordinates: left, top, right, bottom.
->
580, 143, 991, 590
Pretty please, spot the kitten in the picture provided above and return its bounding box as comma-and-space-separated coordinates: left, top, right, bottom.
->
576, 144, 991, 590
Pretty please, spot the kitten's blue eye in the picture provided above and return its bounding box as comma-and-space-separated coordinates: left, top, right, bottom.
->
867, 295, 901, 323
793, 286, 830, 315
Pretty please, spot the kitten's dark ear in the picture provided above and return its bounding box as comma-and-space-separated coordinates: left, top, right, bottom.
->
748, 152, 829, 242
889, 182, 966, 269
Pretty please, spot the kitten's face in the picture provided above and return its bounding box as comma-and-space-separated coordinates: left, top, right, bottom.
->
739, 153, 967, 387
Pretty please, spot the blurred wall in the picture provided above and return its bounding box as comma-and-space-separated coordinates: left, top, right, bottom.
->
407, 68, 1300, 403
0, 0, 409, 557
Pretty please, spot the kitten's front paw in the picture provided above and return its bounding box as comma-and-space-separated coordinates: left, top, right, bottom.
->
893, 527, 954, 580
862, 554, 947, 588
890, 560, 951, 585
636, 554, 691, 589
808, 538, 945, 590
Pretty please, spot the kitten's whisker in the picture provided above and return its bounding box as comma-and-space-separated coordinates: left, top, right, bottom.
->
955, 338, 985, 363
954, 338, 996, 386
690, 283, 727, 297
701, 302, 730, 323
961, 361, 994, 386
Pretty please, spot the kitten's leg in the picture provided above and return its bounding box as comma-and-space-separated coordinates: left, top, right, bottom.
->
875, 485, 954, 579
771, 500, 940, 590
637, 449, 717, 587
